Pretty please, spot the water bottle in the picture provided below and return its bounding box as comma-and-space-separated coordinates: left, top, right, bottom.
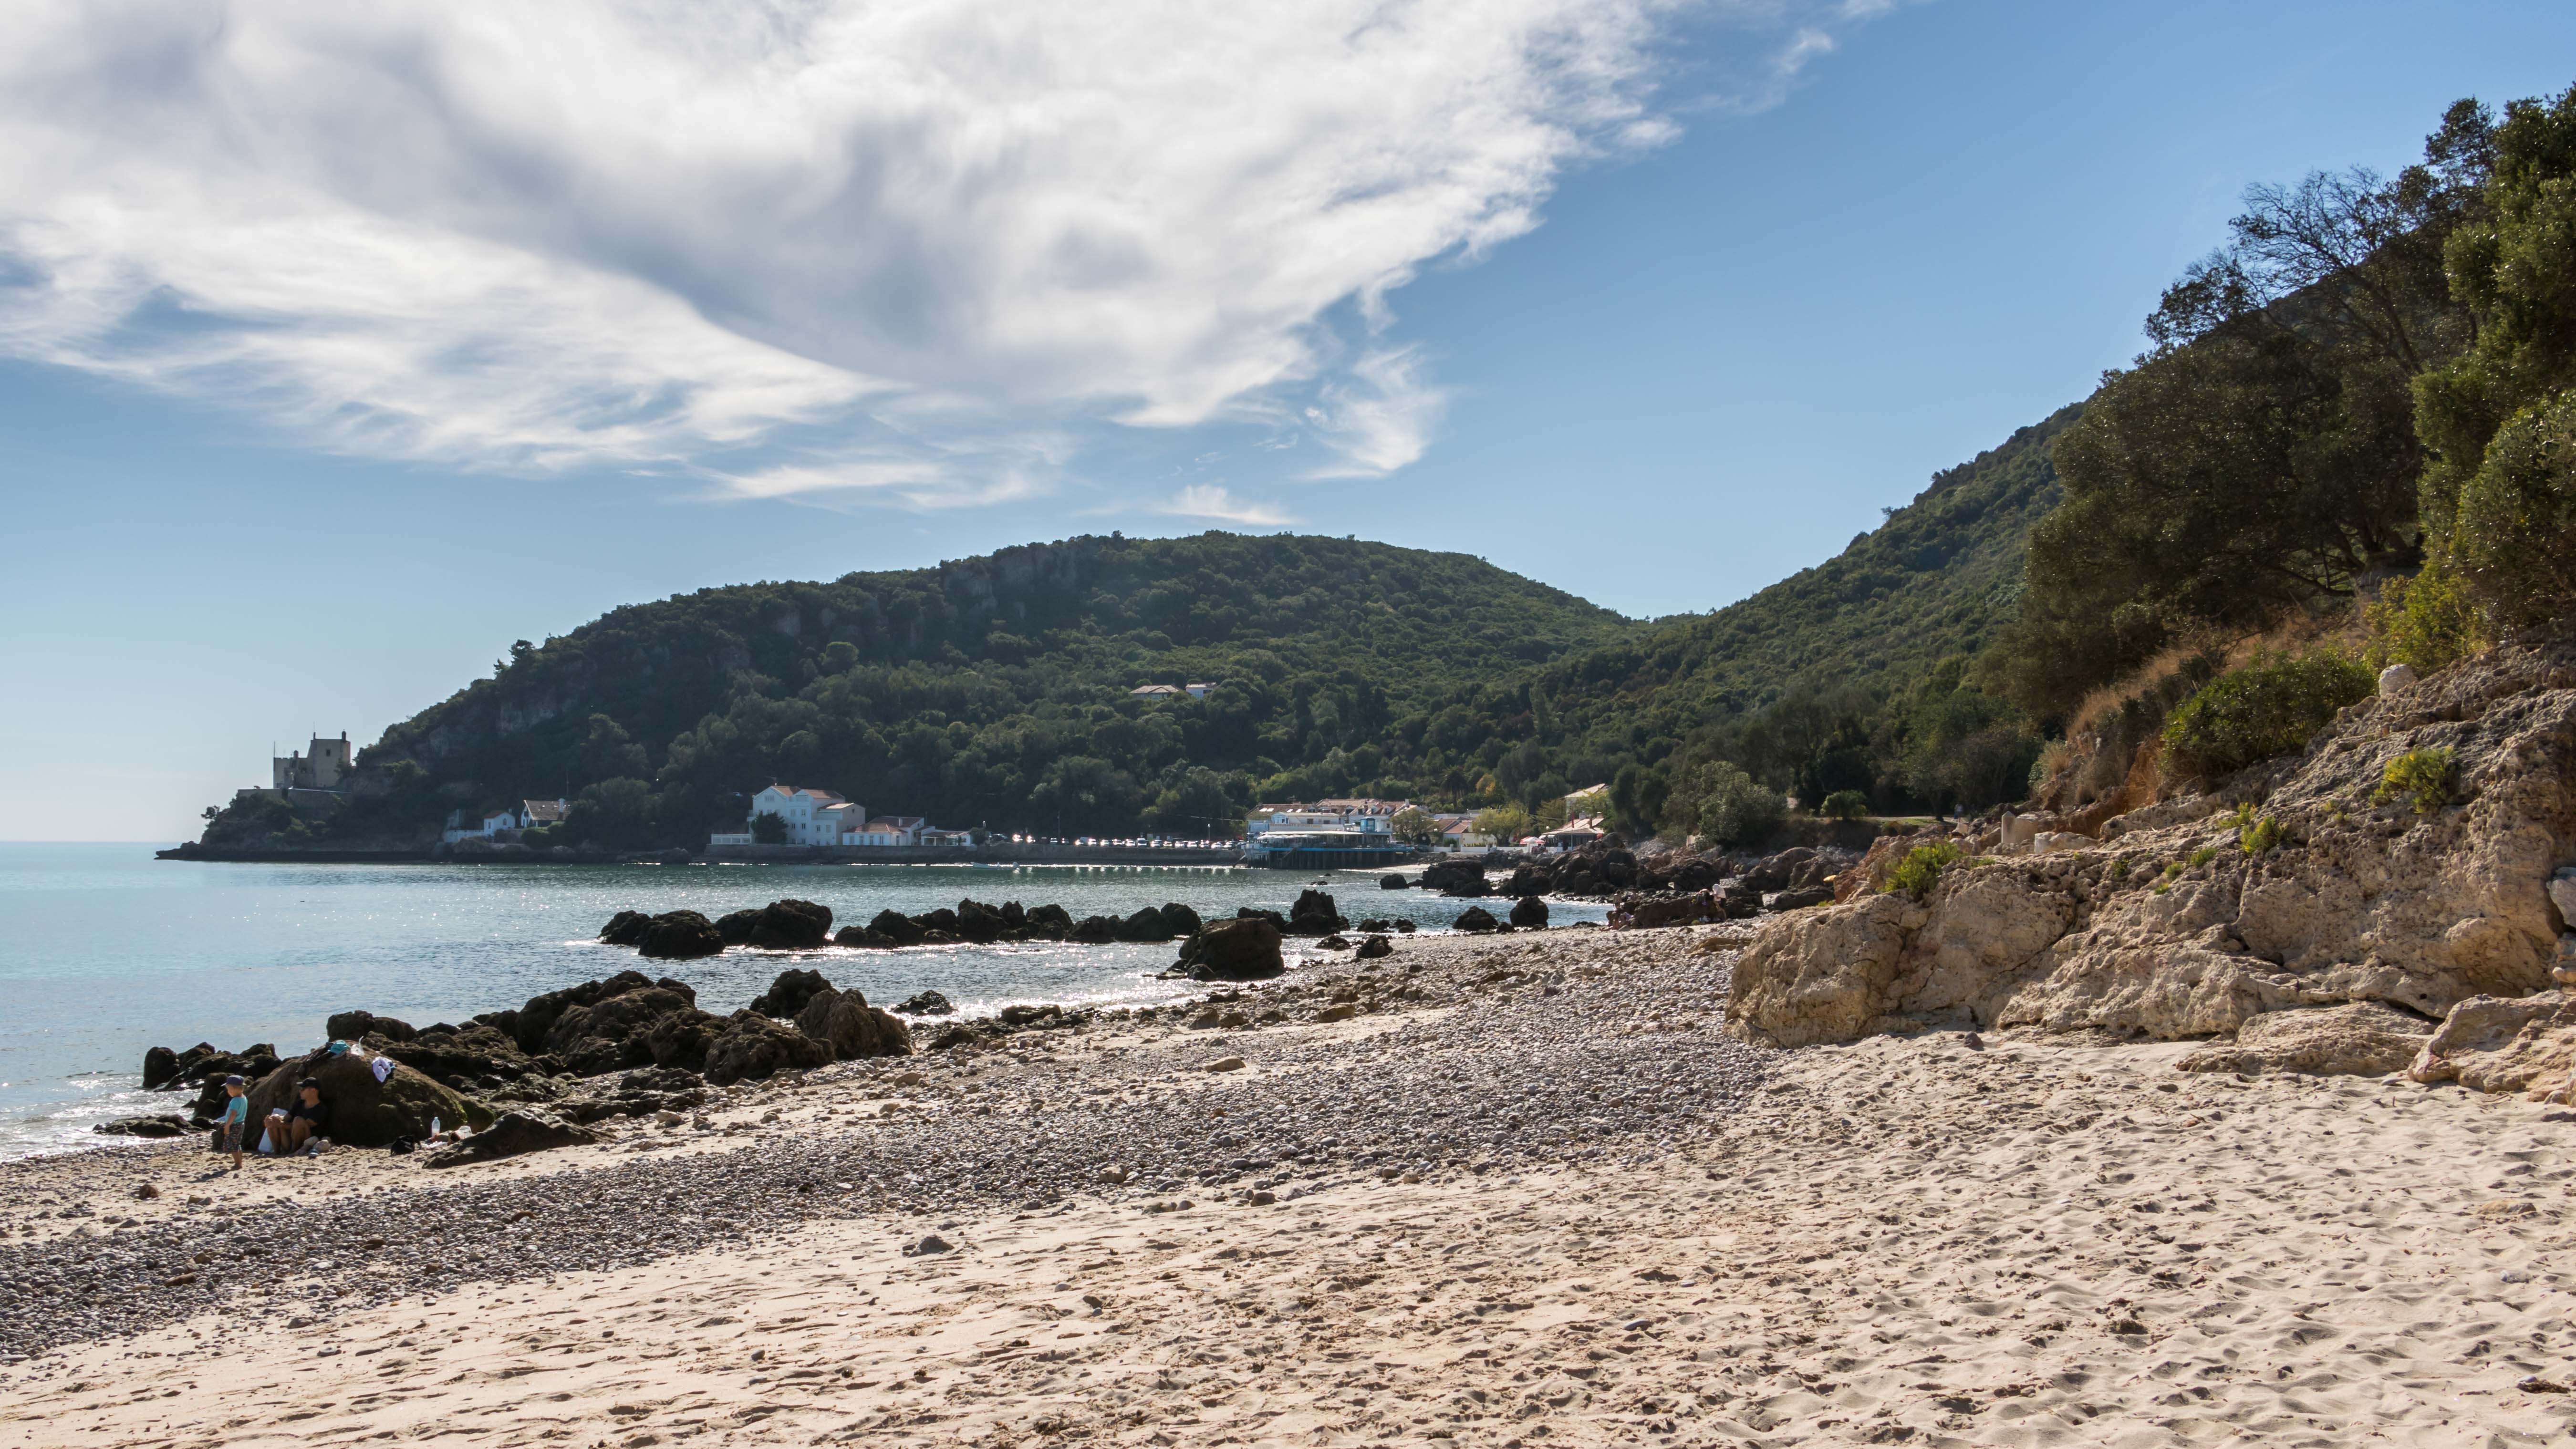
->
429, 1116, 441, 1140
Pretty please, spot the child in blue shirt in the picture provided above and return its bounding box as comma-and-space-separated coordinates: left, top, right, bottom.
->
215, 1075, 249, 1171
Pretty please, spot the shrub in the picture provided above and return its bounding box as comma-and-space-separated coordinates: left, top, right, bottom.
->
2363, 558, 2484, 675
1819, 789, 1870, 821
2239, 815, 2285, 854
1886, 841, 1966, 900
2161, 652, 2375, 778
750, 812, 789, 845
2375, 746, 2458, 815
2187, 845, 2219, 868
1668, 761, 1787, 848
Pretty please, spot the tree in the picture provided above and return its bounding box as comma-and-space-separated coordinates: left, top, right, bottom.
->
2416, 87, 2576, 631
1819, 789, 1870, 820
569, 777, 658, 850
1470, 804, 1533, 842
749, 811, 789, 845
1664, 761, 1784, 849
1389, 806, 1441, 846
1997, 100, 2492, 719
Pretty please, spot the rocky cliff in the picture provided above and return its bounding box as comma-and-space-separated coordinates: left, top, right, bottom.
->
1728, 640, 2576, 1081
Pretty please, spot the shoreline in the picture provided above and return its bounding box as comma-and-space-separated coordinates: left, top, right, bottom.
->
10, 923, 2574, 1443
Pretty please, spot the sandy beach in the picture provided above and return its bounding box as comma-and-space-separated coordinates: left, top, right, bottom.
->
6, 924, 2575, 1447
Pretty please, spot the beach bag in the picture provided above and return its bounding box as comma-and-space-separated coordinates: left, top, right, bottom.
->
256, 1125, 276, 1155
371, 1056, 395, 1084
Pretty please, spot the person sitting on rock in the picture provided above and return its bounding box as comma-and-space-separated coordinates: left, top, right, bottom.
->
274, 1078, 331, 1157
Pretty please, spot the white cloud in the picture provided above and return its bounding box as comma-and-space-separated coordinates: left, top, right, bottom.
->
1155, 484, 1294, 527
1303, 346, 1451, 478
0, 1, 1885, 503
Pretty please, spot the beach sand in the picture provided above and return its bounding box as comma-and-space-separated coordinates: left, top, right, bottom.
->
7, 929, 2576, 1446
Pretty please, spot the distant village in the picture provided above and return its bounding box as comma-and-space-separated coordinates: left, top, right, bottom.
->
229, 732, 1604, 863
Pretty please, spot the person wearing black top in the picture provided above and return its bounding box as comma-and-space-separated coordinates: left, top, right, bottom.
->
275, 1078, 330, 1155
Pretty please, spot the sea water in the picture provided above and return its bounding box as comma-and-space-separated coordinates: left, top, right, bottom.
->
0, 842, 1602, 1157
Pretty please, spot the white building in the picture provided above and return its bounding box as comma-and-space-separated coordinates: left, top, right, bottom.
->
707, 787, 961, 848
1245, 797, 1407, 840
442, 797, 569, 845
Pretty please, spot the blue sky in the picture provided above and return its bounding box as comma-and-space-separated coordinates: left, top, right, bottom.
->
5, 0, 2572, 842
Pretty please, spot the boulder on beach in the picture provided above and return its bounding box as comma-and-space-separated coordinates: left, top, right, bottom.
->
794, 986, 913, 1060
545, 978, 718, 1076
93, 1114, 190, 1138
748, 967, 834, 1020
1393, 920, 1416, 933
377, 1020, 535, 1090
639, 910, 725, 960
894, 990, 955, 1015
1174, 917, 1286, 981
2178, 1002, 2436, 1077
1454, 905, 1500, 933
1509, 896, 1550, 930
427, 1111, 601, 1167
326, 1010, 415, 1043
247, 1047, 483, 1149
1356, 934, 1393, 960
703, 1009, 835, 1086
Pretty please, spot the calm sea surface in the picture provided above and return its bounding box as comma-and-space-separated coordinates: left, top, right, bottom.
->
0, 843, 1601, 1158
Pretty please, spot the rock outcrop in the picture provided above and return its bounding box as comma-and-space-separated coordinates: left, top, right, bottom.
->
428, 1111, 601, 1166
637, 910, 725, 959
1729, 641, 2576, 1051
702, 1010, 834, 1086
1173, 918, 1286, 980
2176, 1001, 2436, 1076
246, 1047, 481, 1149
793, 986, 913, 1059
2407, 990, 2576, 1097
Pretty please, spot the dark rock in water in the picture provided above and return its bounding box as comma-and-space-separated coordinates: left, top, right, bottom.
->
1236, 907, 1289, 931
1026, 903, 1073, 939
660, 847, 694, 867
955, 899, 1011, 943
94, 1114, 189, 1138
1380, 873, 1408, 890
598, 911, 654, 947
893, 990, 955, 1015
924, 1022, 985, 1052
918, 928, 961, 946
912, 907, 962, 937
1174, 917, 1286, 980
794, 986, 913, 1059
1356, 934, 1393, 960
1418, 858, 1490, 897
1316, 934, 1353, 950
1453, 906, 1500, 933
248, 1046, 480, 1149
1393, 920, 1416, 933
428, 1111, 600, 1167
1287, 889, 1344, 936
1770, 884, 1835, 911
749, 967, 834, 1020
1159, 902, 1204, 937
868, 909, 927, 946
702, 1010, 834, 1086
1067, 914, 1121, 944
833, 926, 900, 949
1355, 918, 1391, 933
140, 1046, 180, 1091
998, 1004, 1062, 1027
1118, 905, 1175, 941
714, 909, 760, 945
1510, 896, 1550, 930
639, 910, 725, 960
746, 899, 833, 950
509, 970, 663, 1053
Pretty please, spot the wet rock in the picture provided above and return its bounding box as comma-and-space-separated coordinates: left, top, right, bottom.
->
702, 1010, 833, 1086
894, 990, 955, 1016
747, 899, 834, 950
1026, 904, 1074, 939
868, 909, 927, 946
1159, 902, 1204, 936
327, 1010, 417, 1043
1380, 873, 1408, 889
378, 1021, 535, 1090
1174, 918, 1287, 981
1393, 920, 1416, 933
1356, 934, 1393, 960
598, 911, 654, 947
638, 911, 726, 960
955, 899, 1012, 943
1454, 906, 1500, 933
140, 1046, 180, 1091
998, 1004, 1063, 1028
1509, 896, 1549, 930
749, 968, 834, 1020
1068, 914, 1121, 944
832, 926, 900, 949
1119, 905, 1178, 942
1317, 934, 1353, 950
1419, 859, 1490, 897
794, 986, 913, 1060
427, 1111, 601, 1167
1287, 889, 1345, 936
545, 979, 717, 1076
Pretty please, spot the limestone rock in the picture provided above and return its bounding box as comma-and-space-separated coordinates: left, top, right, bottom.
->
2176, 1001, 2436, 1076
2380, 662, 2418, 695
1727, 892, 1917, 1047
2409, 990, 2576, 1097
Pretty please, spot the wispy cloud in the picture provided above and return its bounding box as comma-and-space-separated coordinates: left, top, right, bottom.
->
1155, 485, 1294, 528
0, 1, 1891, 505
1304, 347, 1450, 478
